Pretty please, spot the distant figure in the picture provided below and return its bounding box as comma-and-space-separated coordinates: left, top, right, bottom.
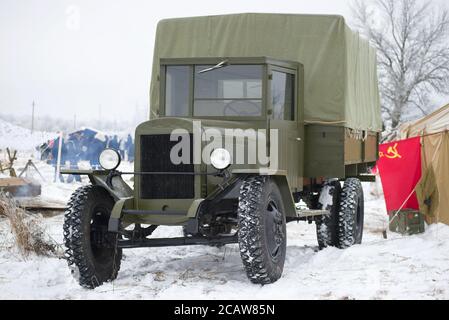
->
125, 134, 134, 162
104, 135, 110, 151
66, 136, 82, 183
119, 137, 126, 160
108, 135, 120, 151
38, 142, 51, 162
88, 133, 107, 169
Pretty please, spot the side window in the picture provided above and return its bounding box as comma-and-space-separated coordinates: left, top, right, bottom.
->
271, 71, 295, 121
165, 66, 190, 117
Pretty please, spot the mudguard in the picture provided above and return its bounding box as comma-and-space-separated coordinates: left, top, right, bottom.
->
61, 169, 133, 200
61, 169, 134, 231
271, 175, 297, 218
232, 170, 297, 218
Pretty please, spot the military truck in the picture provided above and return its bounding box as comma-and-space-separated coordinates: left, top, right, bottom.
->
62, 13, 381, 288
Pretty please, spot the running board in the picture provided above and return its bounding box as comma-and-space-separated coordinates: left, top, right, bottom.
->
295, 210, 330, 218
117, 235, 238, 249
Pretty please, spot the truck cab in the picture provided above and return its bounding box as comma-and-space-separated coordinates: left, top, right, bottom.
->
121, 57, 305, 226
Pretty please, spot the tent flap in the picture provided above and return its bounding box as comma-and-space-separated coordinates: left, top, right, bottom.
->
418, 131, 449, 225
402, 103, 449, 226
416, 167, 439, 218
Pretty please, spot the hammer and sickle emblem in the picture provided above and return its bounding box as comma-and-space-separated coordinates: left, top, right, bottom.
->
385, 143, 402, 159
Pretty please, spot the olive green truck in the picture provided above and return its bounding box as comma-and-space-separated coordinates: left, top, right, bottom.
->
62, 13, 381, 288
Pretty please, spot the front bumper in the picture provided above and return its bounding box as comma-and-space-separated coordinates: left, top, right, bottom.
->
61, 168, 243, 232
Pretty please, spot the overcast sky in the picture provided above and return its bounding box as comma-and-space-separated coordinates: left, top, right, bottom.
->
0, 0, 447, 123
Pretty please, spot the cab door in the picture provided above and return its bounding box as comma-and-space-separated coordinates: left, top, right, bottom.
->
267, 65, 302, 191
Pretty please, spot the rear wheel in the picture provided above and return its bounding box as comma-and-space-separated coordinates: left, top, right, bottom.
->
338, 178, 364, 249
237, 176, 287, 284
315, 180, 341, 249
63, 185, 122, 289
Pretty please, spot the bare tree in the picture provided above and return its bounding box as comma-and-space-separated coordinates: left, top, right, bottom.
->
352, 0, 449, 140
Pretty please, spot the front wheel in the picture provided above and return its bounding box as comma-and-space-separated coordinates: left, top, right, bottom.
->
237, 176, 287, 284
63, 185, 122, 289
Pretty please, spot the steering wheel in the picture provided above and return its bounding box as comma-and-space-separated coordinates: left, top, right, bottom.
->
223, 100, 261, 116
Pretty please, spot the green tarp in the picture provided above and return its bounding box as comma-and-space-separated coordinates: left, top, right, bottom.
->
150, 13, 382, 132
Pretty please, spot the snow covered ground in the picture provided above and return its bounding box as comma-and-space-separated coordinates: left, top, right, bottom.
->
0, 164, 448, 300
1, 120, 449, 300
0, 118, 56, 152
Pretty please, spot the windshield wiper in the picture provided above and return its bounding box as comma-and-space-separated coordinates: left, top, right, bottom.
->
198, 60, 229, 74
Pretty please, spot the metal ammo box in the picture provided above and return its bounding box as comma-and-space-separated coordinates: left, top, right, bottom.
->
389, 210, 425, 235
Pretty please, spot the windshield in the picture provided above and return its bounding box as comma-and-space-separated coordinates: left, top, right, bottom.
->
164, 64, 263, 117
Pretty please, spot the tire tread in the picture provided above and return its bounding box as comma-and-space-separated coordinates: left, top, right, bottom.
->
63, 185, 121, 289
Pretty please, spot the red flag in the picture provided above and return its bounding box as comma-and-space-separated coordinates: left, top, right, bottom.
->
377, 137, 421, 212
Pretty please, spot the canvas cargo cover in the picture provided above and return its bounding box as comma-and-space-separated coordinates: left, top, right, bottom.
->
150, 13, 382, 131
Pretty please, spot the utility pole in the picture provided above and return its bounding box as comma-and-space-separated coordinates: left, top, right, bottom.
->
31, 101, 35, 134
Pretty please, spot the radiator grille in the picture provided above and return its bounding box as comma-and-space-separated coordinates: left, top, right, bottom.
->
140, 134, 194, 199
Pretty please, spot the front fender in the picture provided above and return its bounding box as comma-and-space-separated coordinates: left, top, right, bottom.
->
109, 197, 134, 232
89, 173, 133, 200
61, 169, 133, 200
233, 171, 297, 218
62, 169, 135, 232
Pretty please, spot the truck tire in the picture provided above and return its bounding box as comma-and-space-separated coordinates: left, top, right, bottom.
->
63, 185, 122, 289
338, 178, 364, 249
237, 176, 287, 284
315, 180, 341, 249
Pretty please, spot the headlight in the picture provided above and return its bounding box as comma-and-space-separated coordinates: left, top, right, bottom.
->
210, 148, 231, 170
99, 149, 121, 170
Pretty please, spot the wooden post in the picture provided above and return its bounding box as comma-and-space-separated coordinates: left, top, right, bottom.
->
6, 148, 17, 177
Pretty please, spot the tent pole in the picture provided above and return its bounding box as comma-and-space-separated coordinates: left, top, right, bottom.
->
56, 132, 63, 182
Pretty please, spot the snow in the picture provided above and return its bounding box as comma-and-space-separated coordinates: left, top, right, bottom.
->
1, 118, 449, 300
318, 184, 334, 211
1, 173, 449, 300
0, 118, 56, 152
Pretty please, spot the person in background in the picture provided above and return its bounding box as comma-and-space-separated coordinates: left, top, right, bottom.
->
104, 135, 110, 152
119, 137, 126, 160
78, 132, 89, 164
66, 135, 82, 183
89, 132, 108, 169
38, 142, 51, 162
108, 135, 120, 151
125, 134, 134, 162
